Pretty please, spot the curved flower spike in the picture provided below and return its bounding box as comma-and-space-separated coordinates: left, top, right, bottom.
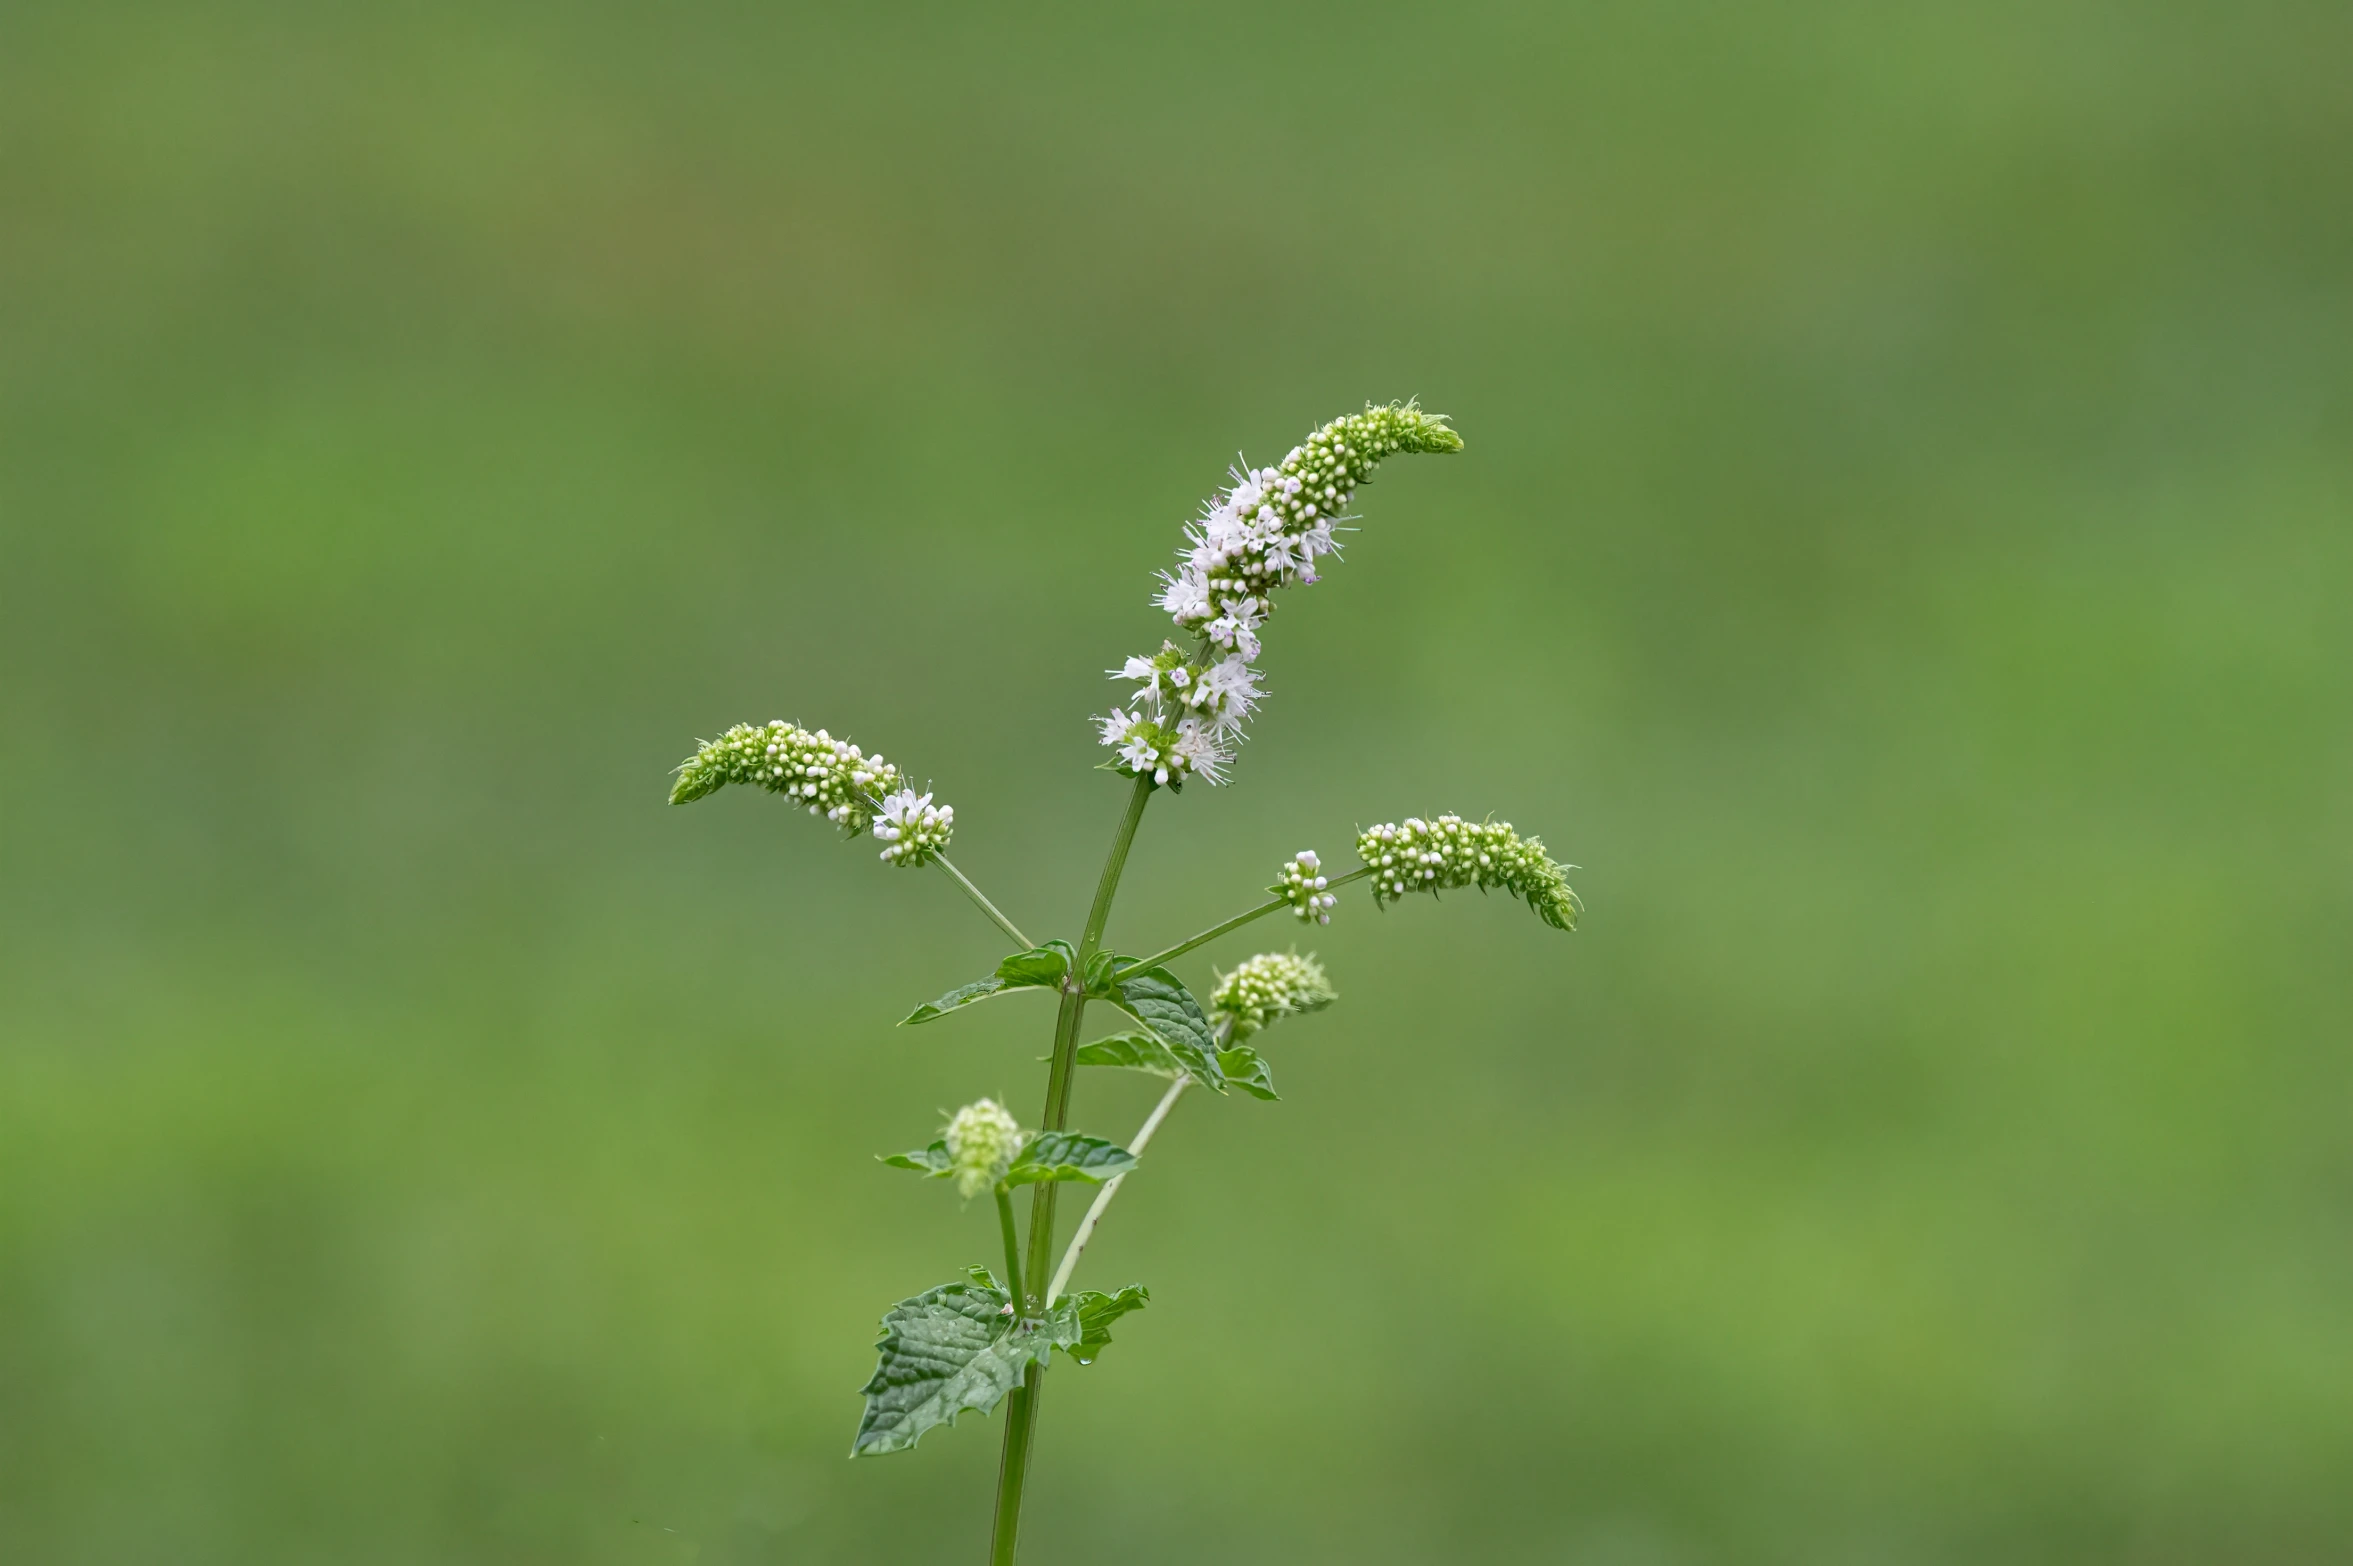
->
1212, 951, 1338, 1041
1357, 815, 1581, 931
670, 721, 954, 866
1099, 402, 1462, 789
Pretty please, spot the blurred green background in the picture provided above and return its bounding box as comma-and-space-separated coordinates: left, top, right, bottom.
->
4, 2, 2349, 1561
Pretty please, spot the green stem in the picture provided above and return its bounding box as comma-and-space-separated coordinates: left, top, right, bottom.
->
994, 1186, 1026, 1309
1117, 866, 1374, 975
936, 854, 1033, 950
989, 773, 1154, 1566
988, 1367, 1041, 1566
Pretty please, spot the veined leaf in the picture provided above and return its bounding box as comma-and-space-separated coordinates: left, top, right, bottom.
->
853, 1278, 1073, 1456
1060, 1284, 1150, 1366
1107, 966, 1225, 1091
901, 941, 1075, 1025
1082, 950, 1129, 998
1216, 1045, 1279, 1101
881, 1141, 953, 1175
1004, 1131, 1136, 1187
1074, 1030, 1187, 1079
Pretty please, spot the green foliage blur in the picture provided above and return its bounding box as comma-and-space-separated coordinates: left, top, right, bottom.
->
4, 2, 2348, 1560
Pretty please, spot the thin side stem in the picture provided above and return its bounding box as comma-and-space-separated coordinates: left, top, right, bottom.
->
989, 773, 1154, 1566
1046, 1074, 1188, 1305
993, 1186, 1026, 1309
1117, 866, 1374, 976
936, 854, 1033, 950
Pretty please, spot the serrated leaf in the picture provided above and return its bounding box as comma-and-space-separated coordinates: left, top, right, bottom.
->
1004, 1131, 1137, 1187
851, 1277, 1088, 1457
1073, 1031, 1188, 1079
881, 1141, 954, 1175
1216, 1045, 1279, 1100
901, 941, 1074, 1025
1108, 966, 1225, 1092
853, 1281, 1034, 1455
1060, 1284, 1149, 1366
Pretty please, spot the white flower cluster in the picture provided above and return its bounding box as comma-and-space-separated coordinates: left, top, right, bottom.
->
1358, 815, 1580, 931
944, 1098, 1025, 1198
1210, 951, 1338, 1040
873, 789, 953, 868
1098, 403, 1461, 788
1271, 849, 1337, 924
670, 721, 953, 868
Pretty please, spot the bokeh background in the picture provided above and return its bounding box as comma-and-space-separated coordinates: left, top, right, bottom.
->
4, 2, 2349, 1561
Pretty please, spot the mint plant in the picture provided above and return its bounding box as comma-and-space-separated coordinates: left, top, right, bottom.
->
669, 403, 1578, 1562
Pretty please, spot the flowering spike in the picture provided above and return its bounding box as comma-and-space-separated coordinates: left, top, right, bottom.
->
1356, 814, 1581, 931
670, 721, 953, 865
1211, 951, 1338, 1041
1270, 850, 1338, 924
944, 1099, 1025, 1198
1099, 402, 1461, 789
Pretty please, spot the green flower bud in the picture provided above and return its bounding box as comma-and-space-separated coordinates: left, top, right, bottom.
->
944, 1098, 1024, 1198
1211, 951, 1338, 1040
1357, 815, 1581, 931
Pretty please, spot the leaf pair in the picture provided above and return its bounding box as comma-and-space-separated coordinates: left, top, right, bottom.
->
883, 1131, 1137, 1188
852, 1270, 1149, 1455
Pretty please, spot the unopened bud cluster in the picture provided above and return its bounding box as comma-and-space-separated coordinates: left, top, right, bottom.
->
1358, 815, 1581, 931
1099, 403, 1461, 789
670, 722, 951, 866
944, 1098, 1024, 1198
1211, 951, 1338, 1040
874, 789, 953, 868
1271, 850, 1338, 924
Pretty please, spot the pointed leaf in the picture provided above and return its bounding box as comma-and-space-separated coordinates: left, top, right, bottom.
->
1074, 1031, 1188, 1079
1216, 1046, 1279, 1101
900, 941, 1074, 1025
1060, 1284, 1150, 1365
852, 1275, 1084, 1457
881, 1141, 954, 1175
1004, 1131, 1137, 1187
1108, 966, 1225, 1091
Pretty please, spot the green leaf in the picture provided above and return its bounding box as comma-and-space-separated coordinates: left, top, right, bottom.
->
901, 941, 1074, 1025
997, 940, 1076, 989
853, 1277, 1080, 1456
1081, 949, 1127, 998
1073, 1030, 1187, 1079
1108, 966, 1226, 1091
1004, 1131, 1137, 1187
1216, 1046, 1279, 1101
1060, 1284, 1150, 1366
881, 1141, 953, 1175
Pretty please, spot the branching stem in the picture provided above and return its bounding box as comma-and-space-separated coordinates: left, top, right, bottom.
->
1046, 1072, 1189, 1306
989, 773, 1154, 1566
1117, 865, 1375, 975
935, 854, 1032, 951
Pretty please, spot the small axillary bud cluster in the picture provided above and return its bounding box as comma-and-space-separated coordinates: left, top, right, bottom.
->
1271, 850, 1338, 924
944, 1099, 1024, 1198
1211, 951, 1338, 1041
669, 721, 954, 867
1358, 815, 1581, 931
1098, 403, 1461, 790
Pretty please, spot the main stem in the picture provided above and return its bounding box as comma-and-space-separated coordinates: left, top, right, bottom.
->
988, 774, 1154, 1566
